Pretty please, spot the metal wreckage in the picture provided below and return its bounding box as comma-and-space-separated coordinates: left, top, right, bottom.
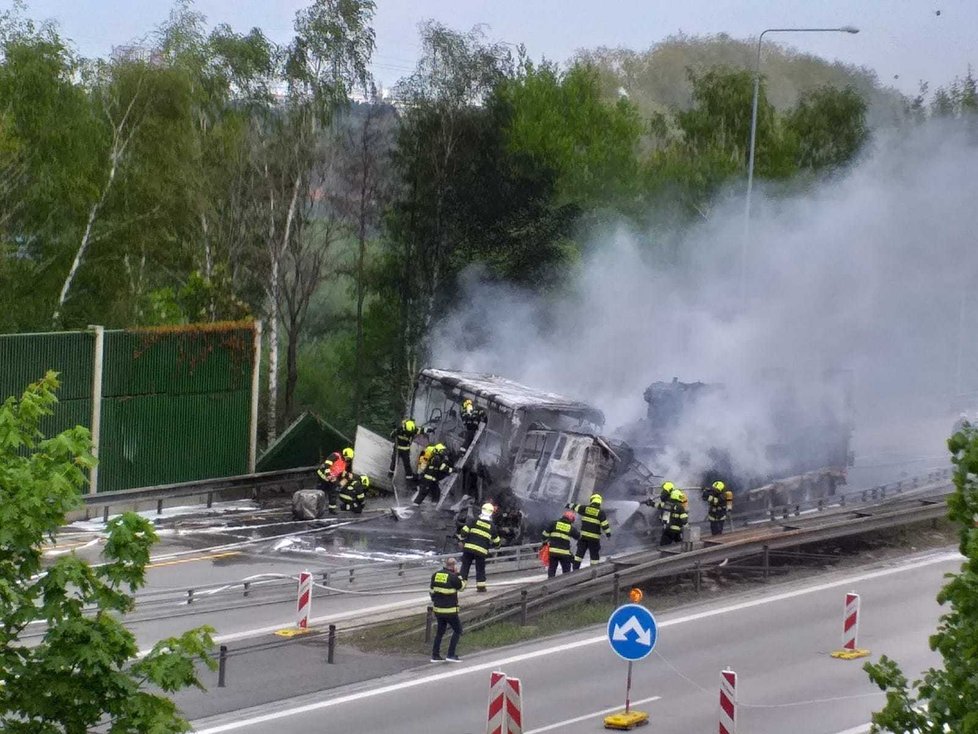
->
351, 367, 854, 545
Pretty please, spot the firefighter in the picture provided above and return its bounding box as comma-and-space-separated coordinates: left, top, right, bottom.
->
389, 418, 421, 486
460, 398, 487, 450
703, 480, 733, 536
415, 443, 453, 506
569, 493, 612, 569
338, 474, 369, 514
542, 509, 580, 577
317, 447, 354, 515
429, 557, 465, 662
658, 488, 688, 546
457, 502, 501, 592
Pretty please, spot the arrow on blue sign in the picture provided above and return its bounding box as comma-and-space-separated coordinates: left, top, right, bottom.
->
607, 603, 658, 661
612, 615, 652, 646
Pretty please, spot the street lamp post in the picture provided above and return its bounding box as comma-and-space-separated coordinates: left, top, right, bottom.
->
739, 25, 859, 302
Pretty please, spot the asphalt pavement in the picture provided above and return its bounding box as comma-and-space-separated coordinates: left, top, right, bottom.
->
189, 549, 959, 734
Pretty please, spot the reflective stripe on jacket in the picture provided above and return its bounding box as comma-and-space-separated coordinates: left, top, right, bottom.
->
429, 568, 465, 614
705, 489, 728, 520
664, 500, 688, 532
423, 455, 453, 482
462, 406, 487, 431
542, 519, 580, 556
459, 518, 501, 556
571, 502, 611, 540
391, 422, 419, 452
317, 452, 345, 481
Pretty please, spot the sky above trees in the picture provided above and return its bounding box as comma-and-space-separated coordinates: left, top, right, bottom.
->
17, 0, 976, 97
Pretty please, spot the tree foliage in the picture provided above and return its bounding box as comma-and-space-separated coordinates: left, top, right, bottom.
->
864, 424, 978, 733
0, 372, 215, 733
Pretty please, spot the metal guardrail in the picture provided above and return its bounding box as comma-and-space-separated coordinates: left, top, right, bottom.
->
79, 466, 315, 520
459, 484, 955, 632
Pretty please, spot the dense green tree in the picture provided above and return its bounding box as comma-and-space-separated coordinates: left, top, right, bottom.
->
0, 372, 214, 732
864, 424, 978, 733
787, 85, 869, 171
498, 61, 643, 206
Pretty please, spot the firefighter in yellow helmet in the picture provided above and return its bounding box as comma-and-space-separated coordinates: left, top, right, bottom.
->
460, 398, 487, 450
568, 492, 612, 569
703, 480, 733, 536
414, 443, 453, 506
659, 488, 688, 547
389, 418, 422, 487
316, 447, 354, 515
339, 475, 369, 514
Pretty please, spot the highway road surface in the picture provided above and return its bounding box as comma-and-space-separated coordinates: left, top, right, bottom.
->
189, 549, 960, 734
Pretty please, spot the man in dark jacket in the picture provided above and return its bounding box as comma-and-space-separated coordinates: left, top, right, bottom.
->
317, 447, 354, 515
542, 509, 580, 577
458, 502, 501, 592
429, 557, 465, 662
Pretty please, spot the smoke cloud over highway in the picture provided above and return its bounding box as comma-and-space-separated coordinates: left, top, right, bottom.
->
431, 121, 978, 483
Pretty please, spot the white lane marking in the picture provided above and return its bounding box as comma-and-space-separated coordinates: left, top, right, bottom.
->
194, 551, 961, 733
525, 697, 661, 733
833, 726, 871, 734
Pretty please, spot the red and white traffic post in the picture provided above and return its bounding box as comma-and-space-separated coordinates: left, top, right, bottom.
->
830, 591, 870, 659
487, 671, 523, 734
719, 669, 737, 734
296, 570, 313, 629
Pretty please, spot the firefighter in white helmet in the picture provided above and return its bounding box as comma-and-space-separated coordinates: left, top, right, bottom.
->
456, 501, 501, 592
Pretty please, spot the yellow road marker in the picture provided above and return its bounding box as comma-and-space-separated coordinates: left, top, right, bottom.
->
830, 648, 871, 660
274, 627, 315, 638
603, 710, 650, 730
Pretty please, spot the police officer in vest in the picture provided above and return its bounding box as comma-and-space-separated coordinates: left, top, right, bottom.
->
389, 418, 421, 486
542, 509, 581, 577
569, 493, 612, 569
429, 557, 465, 662
338, 474, 369, 514
457, 502, 501, 592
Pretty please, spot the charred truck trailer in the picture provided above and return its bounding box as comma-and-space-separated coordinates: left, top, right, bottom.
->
620, 372, 854, 514
407, 369, 625, 541
355, 368, 854, 544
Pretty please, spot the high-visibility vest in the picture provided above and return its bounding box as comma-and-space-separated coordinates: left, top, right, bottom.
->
429, 568, 464, 614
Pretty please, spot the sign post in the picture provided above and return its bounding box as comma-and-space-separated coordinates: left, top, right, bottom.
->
603, 602, 657, 730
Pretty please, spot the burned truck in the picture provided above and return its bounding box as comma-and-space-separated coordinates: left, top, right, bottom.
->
619, 371, 855, 511
411, 369, 625, 535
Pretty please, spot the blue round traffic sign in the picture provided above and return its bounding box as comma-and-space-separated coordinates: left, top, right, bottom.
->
607, 603, 658, 661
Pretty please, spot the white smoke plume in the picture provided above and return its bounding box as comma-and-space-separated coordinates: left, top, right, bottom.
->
431, 121, 978, 485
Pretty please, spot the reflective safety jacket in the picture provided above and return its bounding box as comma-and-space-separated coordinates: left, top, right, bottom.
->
429, 567, 465, 615
571, 501, 611, 540
317, 452, 349, 483
338, 479, 367, 507
391, 420, 420, 453
704, 488, 732, 521
542, 518, 580, 557
423, 451, 453, 482
462, 405, 487, 431
458, 517, 501, 557
662, 499, 688, 533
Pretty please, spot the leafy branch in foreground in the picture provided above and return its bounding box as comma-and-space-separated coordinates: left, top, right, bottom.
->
864, 423, 978, 733
0, 371, 215, 734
